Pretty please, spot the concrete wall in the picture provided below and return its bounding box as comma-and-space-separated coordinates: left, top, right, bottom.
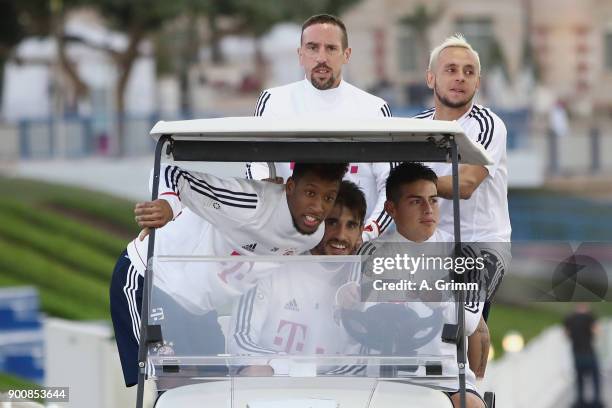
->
44, 318, 156, 408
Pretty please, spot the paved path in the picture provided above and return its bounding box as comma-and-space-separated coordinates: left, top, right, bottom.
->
5, 157, 247, 201
554, 366, 611, 408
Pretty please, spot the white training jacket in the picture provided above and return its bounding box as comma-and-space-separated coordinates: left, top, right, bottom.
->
415, 104, 511, 242
246, 78, 395, 241
126, 164, 324, 314
228, 259, 353, 374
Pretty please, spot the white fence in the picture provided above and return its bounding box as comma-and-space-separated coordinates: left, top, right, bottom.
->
43, 318, 156, 408
479, 320, 612, 408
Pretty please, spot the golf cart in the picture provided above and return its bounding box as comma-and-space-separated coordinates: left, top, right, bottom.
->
135, 117, 496, 408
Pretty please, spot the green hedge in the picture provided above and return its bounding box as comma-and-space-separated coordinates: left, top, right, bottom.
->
46, 195, 138, 235
0, 238, 109, 309
0, 200, 126, 257
0, 177, 138, 235
0, 274, 107, 320
0, 212, 116, 283
0, 177, 136, 322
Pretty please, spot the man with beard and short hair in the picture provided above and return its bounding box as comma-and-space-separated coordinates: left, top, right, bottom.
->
247, 14, 396, 242
415, 34, 512, 379
229, 181, 366, 375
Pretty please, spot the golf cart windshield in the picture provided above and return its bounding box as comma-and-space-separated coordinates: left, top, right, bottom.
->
147, 253, 462, 392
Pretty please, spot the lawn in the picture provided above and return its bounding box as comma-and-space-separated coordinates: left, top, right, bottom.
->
0, 176, 139, 320
0, 372, 42, 402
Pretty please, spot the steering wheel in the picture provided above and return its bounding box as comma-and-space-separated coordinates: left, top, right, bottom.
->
341, 303, 443, 355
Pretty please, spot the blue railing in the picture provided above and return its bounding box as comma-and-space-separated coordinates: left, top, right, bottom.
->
0, 287, 44, 383
509, 191, 612, 241
16, 111, 226, 158
15, 107, 530, 158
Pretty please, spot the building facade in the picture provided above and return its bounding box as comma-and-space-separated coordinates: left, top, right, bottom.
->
341, 0, 612, 113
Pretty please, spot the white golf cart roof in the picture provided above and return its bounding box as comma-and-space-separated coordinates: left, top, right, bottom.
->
149, 116, 492, 166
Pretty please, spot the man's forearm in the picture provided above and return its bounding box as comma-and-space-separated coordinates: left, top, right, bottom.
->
467, 317, 490, 378
436, 175, 477, 200
436, 175, 458, 199
436, 164, 489, 200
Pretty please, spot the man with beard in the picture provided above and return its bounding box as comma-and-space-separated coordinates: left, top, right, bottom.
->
247, 14, 396, 242
415, 34, 512, 379
229, 181, 366, 375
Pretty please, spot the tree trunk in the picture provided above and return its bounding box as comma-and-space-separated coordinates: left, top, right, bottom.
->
253, 36, 266, 89
180, 13, 198, 116
208, 11, 223, 64
114, 26, 145, 157
0, 55, 5, 113
416, 33, 430, 74
55, 10, 89, 108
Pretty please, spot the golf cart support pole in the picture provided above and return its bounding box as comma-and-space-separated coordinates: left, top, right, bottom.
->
136, 135, 171, 408
451, 137, 467, 408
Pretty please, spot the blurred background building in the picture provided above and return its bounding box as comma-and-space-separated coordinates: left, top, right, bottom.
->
344, 0, 612, 113
0, 0, 610, 179
0, 1, 611, 407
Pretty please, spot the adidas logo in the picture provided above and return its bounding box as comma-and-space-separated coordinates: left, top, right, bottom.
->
284, 298, 299, 312
242, 243, 257, 252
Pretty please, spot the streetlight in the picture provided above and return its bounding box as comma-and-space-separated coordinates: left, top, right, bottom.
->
502, 331, 525, 353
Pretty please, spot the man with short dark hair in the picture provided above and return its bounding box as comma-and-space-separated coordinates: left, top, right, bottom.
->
229, 181, 367, 376
299, 14, 349, 90
383, 161, 443, 243
339, 162, 485, 408
248, 13, 395, 242
110, 162, 347, 387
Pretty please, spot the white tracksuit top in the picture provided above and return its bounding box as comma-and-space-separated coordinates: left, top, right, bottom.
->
246, 79, 395, 240
415, 105, 511, 242
126, 165, 324, 314
228, 260, 353, 374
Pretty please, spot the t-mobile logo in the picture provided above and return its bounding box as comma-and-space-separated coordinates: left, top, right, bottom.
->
273, 320, 307, 353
